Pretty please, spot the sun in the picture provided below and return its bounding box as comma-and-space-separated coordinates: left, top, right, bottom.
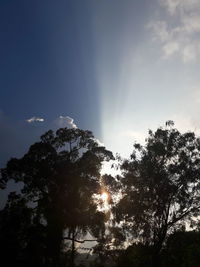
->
101, 192, 108, 202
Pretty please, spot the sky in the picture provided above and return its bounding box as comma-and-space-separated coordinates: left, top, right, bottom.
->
1, 0, 200, 170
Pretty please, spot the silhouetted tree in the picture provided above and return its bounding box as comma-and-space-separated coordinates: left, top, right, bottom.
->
1, 127, 113, 266
0, 192, 31, 266
116, 243, 153, 267
161, 230, 200, 267
113, 121, 200, 266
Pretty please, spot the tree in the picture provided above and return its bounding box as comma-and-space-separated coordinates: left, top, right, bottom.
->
1, 127, 113, 266
161, 230, 200, 267
116, 230, 200, 267
0, 191, 46, 267
113, 121, 200, 266
116, 243, 153, 267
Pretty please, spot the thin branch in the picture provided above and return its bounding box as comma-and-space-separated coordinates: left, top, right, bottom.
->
63, 237, 97, 243
168, 205, 200, 227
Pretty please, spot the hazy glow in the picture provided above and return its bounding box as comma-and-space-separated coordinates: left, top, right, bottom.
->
100, 191, 110, 212
91, 0, 200, 157
101, 192, 108, 202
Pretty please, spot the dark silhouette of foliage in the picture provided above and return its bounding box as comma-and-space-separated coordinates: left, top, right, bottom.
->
161, 230, 200, 267
116, 230, 200, 267
0, 127, 113, 266
116, 243, 153, 267
0, 191, 47, 266
1, 122, 200, 266
112, 121, 200, 266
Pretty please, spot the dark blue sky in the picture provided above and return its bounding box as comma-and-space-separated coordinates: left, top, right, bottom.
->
0, 0, 103, 168
0, 0, 101, 130
0, 0, 149, 128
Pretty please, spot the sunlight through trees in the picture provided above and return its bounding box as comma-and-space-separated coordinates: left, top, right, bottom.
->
1, 122, 200, 267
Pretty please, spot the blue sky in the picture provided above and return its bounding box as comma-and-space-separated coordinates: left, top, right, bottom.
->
1, 0, 200, 168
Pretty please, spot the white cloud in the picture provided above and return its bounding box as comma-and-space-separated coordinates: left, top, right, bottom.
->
182, 14, 200, 33
182, 44, 196, 62
159, 0, 181, 15
55, 116, 104, 146
148, 21, 170, 42
56, 116, 77, 128
163, 41, 179, 57
160, 0, 200, 15
149, 0, 200, 62
26, 116, 44, 123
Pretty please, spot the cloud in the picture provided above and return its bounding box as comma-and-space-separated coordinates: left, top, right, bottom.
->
0, 113, 79, 206
148, 0, 200, 62
55, 116, 77, 128
159, 0, 180, 15
159, 0, 200, 16
55, 115, 104, 145
0, 113, 82, 165
163, 41, 180, 57
26, 116, 44, 123
26, 115, 78, 129
0, 113, 47, 167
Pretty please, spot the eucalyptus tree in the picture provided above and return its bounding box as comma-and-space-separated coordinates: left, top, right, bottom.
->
1, 127, 113, 266
113, 121, 200, 266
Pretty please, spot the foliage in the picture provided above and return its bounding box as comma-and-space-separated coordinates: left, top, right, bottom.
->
161, 230, 200, 267
0, 191, 47, 266
0, 127, 113, 266
1, 121, 200, 266
116, 243, 153, 267
116, 230, 200, 267
113, 121, 200, 263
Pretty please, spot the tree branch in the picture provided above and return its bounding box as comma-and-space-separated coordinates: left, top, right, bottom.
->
168, 205, 200, 227
63, 237, 98, 243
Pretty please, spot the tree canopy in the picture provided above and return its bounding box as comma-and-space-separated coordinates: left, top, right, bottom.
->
1, 122, 200, 267
112, 121, 200, 265
0, 127, 113, 266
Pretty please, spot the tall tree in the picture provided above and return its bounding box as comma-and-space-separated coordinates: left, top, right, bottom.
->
1, 127, 113, 266
113, 121, 200, 266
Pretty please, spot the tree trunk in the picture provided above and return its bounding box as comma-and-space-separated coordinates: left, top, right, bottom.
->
70, 228, 76, 267
152, 226, 168, 267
